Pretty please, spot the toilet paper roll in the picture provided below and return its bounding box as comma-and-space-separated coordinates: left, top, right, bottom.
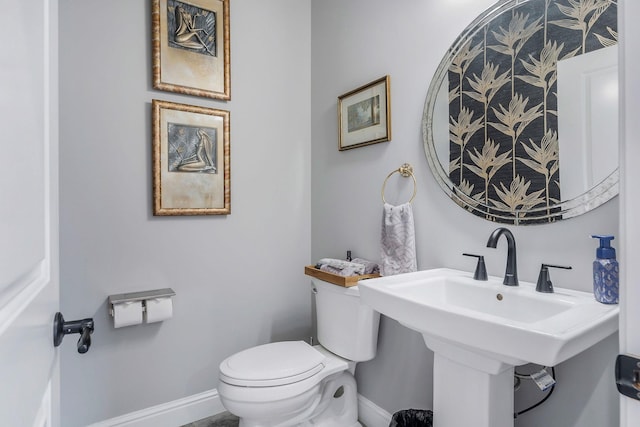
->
145, 297, 173, 323
113, 301, 143, 328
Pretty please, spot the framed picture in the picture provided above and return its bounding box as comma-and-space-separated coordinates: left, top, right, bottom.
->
338, 75, 391, 151
152, 0, 230, 100
152, 99, 230, 215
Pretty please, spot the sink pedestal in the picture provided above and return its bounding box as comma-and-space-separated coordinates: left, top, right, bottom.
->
425, 336, 518, 427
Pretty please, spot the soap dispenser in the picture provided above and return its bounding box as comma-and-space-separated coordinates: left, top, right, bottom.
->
591, 235, 619, 304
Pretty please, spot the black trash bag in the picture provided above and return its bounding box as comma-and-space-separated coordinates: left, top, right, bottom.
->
389, 409, 433, 427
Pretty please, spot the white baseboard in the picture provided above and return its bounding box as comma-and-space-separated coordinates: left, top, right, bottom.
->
87, 389, 224, 427
88, 389, 391, 427
358, 394, 392, 427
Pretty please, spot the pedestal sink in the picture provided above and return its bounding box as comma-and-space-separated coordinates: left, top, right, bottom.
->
358, 268, 619, 427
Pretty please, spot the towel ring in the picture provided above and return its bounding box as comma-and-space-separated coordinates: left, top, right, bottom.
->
382, 163, 417, 204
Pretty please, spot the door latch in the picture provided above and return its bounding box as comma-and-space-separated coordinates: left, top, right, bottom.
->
615, 354, 640, 400
53, 312, 94, 354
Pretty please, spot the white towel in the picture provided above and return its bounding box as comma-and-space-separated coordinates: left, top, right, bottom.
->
380, 202, 417, 276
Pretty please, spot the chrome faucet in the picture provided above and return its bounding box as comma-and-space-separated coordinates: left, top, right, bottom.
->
486, 227, 518, 286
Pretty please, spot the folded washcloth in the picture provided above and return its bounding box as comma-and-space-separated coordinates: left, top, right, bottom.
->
380, 202, 417, 276
350, 258, 380, 275
319, 264, 353, 276
316, 258, 366, 276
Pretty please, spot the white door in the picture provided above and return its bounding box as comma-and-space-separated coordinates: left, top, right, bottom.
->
0, 1, 60, 426
620, 1, 640, 426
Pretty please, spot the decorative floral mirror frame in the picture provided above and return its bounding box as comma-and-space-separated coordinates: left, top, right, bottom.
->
422, 0, 618, 225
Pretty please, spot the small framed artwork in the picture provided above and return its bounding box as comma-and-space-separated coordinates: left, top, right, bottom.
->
152, 0, 230, 100
152, 99, 230, 215
338, 75, 391, 151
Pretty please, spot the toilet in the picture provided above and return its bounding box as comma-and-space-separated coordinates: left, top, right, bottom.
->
217, 277, 381, 427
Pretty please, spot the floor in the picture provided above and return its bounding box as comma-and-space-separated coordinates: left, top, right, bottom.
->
180, 412, 239, 427
181, 412, 370, 427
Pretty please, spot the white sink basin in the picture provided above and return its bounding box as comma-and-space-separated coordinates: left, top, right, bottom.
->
358, 268, 619, 367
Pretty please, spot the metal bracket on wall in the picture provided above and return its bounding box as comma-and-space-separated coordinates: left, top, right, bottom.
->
615, 354, 640, 400
107, 288, 175, 317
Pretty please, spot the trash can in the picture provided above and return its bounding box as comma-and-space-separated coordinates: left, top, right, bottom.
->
389, 409, 433, 427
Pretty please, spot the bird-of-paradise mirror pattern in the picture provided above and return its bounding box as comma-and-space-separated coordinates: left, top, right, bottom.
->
448, 0, 617, 224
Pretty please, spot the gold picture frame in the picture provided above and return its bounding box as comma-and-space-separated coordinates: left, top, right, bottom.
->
152, 0, 231, 100
338, 75, 391, 151
152, 100, 230, 215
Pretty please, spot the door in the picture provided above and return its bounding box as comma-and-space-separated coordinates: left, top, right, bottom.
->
0, 1, 59, 426
620, 1, 640, 426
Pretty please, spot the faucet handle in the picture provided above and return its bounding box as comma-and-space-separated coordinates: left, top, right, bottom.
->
536, 264, 572, 293
462, 253, 488, 281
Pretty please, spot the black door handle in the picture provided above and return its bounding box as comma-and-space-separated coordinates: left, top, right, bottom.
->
53, 312, 94, 354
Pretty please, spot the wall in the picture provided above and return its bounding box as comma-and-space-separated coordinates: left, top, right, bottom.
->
59, 1, 311, 426
311, 1, 619, 427
57, 1, 620, 425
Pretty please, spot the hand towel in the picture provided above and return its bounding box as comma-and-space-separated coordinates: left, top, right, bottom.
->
316, 258, 366, 276
380, 202, 417, 276
350, 258, 380, 275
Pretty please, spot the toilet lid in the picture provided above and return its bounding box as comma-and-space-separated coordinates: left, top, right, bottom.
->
219, 341, 326, 387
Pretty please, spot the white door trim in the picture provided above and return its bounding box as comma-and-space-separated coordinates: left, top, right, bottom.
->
619, 0, 640, 425
0, 262, 49, 337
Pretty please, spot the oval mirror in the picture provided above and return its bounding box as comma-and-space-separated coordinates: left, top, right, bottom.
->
423, 0, 618, 225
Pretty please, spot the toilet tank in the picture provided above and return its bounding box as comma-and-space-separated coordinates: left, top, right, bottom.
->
311, 277, 380, 362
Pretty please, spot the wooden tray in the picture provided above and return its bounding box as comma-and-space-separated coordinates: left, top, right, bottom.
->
304, 265, 380, 287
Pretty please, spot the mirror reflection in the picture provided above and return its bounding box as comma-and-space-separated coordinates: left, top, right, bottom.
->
424, 0, 618, 225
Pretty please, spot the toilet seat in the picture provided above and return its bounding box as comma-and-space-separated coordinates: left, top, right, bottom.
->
219, 341, 326, 387
218, 343, 351, 409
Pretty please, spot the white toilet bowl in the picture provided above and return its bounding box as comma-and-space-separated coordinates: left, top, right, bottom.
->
218, 278, 380, 427
218, 341, 360, 427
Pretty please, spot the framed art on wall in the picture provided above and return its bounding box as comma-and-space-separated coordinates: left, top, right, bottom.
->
152, 99, 230, 215
338, 75, 391, 151
152, 0, 230, 100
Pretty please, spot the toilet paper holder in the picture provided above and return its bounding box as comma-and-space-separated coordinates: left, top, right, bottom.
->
108, 288, 175, 317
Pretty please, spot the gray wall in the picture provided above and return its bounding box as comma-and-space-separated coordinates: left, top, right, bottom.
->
59, 1, 311, 426
58, 0, 619, 426
310, 1, 619, 426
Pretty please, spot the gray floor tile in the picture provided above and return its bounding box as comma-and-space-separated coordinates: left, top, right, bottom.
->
181, 411, 368, 427
181, 411, 239, 427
